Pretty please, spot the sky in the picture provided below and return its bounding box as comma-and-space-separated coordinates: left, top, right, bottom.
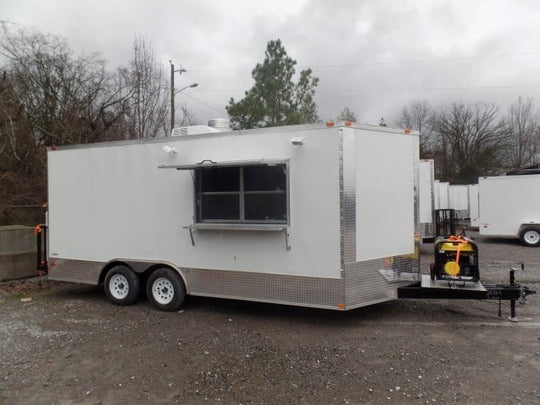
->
3, 0, 540, 126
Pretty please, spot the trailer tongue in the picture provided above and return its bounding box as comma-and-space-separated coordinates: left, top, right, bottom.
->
398, 237, 536, 321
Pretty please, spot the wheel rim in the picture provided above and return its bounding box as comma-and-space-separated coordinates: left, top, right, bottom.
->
151, 277, 175, 305
523, 230, 540, 245
109, 274, 129, 300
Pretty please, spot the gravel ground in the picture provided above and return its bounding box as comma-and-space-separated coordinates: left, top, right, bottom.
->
1, 232, 539, 405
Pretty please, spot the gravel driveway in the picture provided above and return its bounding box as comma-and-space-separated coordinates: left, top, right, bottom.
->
1, 232, 539, 404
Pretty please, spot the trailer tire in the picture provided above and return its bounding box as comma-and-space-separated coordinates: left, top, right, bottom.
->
146, 268, 186, 311
104, 265, 140, 306
519, 226, 540, 247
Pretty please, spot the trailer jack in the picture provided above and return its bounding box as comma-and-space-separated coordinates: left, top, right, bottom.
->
486, 264, 535, 322
397, 263, 536, 321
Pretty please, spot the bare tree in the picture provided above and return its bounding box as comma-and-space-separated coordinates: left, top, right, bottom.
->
434, 102, 508, 183
505, 97, 539, 168
126, 36, 169, 139
0, 72, 46, 224
177, 103, 196, 127
0, 24, 129, 147
397, 100, 435, 157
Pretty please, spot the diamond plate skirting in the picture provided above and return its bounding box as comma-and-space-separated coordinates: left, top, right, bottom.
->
184, 268, 344, 309
48, 258, 102, 285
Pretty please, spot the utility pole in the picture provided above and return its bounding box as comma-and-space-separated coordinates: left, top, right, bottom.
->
169, 61, 197, 134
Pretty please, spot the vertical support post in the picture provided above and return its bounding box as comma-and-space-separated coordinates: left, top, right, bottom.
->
35, 225, 48, 275
170, 61, 175, 133
508, 265, 519, 322
36, 225, 42, 270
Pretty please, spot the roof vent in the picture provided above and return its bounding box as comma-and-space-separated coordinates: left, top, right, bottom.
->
208, 118, 230, 129
171, 119, 230, 136
171, 126, 222, 136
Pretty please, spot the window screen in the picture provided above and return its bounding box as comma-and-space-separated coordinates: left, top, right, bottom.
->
196, 164, 287, 223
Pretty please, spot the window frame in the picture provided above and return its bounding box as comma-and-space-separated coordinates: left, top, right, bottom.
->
194, 162, 289, 225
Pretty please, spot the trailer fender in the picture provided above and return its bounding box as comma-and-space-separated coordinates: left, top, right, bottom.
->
142, 263, 190, 295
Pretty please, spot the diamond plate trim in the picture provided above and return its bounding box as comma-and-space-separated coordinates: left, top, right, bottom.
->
184, 268, 344, 309
48, 258, 103, 285
340, 128, 357, 265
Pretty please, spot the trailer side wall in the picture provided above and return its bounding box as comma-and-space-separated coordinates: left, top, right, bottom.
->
479, 175, 540, 237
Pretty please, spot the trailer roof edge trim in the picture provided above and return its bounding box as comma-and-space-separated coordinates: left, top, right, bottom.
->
158, 158, 288, 170
47, 124, 418, 152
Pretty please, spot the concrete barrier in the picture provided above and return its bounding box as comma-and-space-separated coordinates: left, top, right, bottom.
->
0, 226, 37, 281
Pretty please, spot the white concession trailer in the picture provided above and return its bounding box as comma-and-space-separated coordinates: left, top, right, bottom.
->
46, 123, 420, 311
478, 174, 540, 247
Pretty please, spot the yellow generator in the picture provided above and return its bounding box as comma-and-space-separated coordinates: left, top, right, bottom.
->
430, 236, 480, 282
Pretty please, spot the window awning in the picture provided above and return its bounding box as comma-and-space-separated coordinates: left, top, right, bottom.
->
158, 158, 287, 170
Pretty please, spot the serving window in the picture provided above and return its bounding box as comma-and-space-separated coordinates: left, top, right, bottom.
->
195, 164, 288, 224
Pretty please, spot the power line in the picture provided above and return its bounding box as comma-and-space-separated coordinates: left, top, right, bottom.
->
316, 84, 540, 92
181, 83, 540, 93
312, 51, 540, 69
187, 51, 540, 72
181, 92, 227, 115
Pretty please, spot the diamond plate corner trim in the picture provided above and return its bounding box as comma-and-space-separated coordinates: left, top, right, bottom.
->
48, 258, 103, 285
340, 128, 357, 266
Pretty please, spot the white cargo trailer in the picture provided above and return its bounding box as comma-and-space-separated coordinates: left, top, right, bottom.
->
433, 181, 450, 210
448, 185, 469, 213
46, 123, 420, 310
478, 174, 540, 247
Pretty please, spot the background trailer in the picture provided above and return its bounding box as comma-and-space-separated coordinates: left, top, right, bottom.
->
478, 174, 540, 247
47, 123, 420, 311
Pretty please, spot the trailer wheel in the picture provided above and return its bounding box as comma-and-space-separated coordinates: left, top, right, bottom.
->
146, 268, 186, 311
519, 226, 540, 247
104, 265, 140, 306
